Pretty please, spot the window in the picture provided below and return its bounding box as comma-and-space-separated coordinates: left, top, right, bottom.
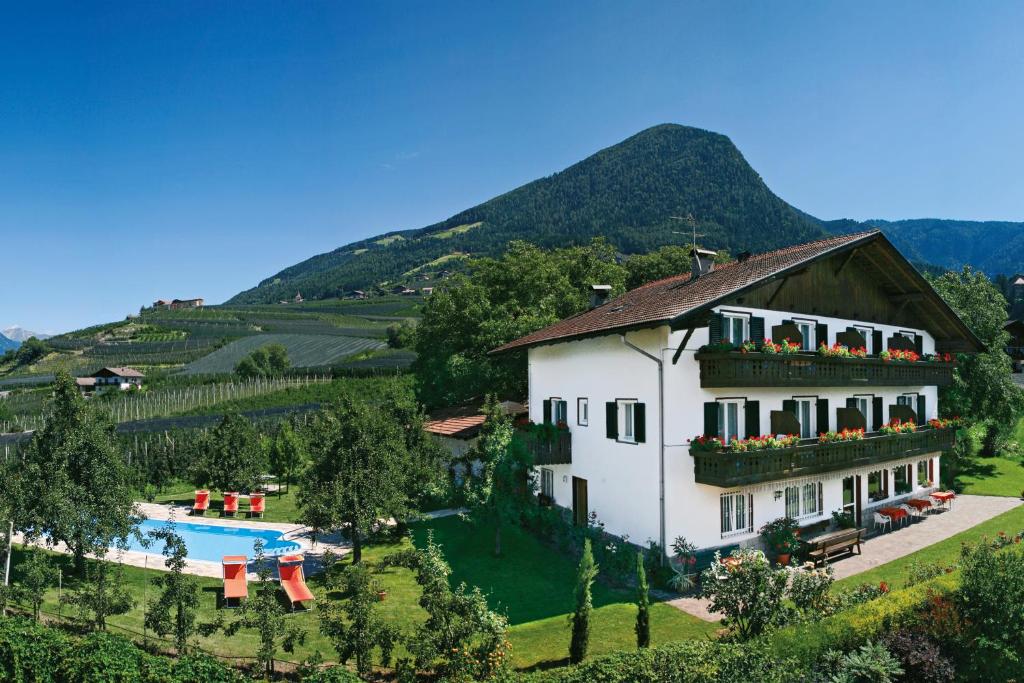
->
554, 399, 568, 425
842, 476, 856, 517
577, 398, 589, 426
854, 395, 872, 428
894, 464, 912, 495
918, 459, 931, 487
785, 482, 823, 518
541, 468, 554, 499
723, 313, 748, 345
897, 393, 918, 407
794, 320, 816, 351
618, 399, 636, 443
795, 397, 816, 439
721, 492, 752, 536
854, 326, 874, 354
868, 469, 888, 502
717, 399, 744, 443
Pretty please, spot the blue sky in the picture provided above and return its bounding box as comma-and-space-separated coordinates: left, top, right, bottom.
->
3, 2, 1023, 333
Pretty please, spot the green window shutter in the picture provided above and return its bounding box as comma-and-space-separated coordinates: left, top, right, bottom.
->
744, 400, 760, 438
916, 395, 926, 424
703, 402, 719, 437
872, 330, 883, 354
605, 402, 618, 440
542, 399, 552, 425
782, 399, 797, 416
873, 396, 884, 431
634, 403, 647, 443
816, 398, 829, 434
708, 313, 724, 344
816, 323, 828, 349
914, 334, 924, 355
749, 317, 765, 343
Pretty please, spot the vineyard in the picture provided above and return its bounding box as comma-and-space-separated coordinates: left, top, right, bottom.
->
182, 333, 385, 375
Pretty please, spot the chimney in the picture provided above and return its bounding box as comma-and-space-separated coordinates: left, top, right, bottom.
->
690, 247, 717, 278
589, 284, 612, 309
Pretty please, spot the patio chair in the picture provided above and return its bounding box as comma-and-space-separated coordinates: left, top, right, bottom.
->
898, 503, 918, 523
192, 490, 210, 516
873, 512, 892, 534
248, 492, 265, 518
278, 555, 314, 611
222, 492, 239, 517
222, 556, 248, 607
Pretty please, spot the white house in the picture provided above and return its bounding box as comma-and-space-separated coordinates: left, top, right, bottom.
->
76, 366, 145, 395
491, 230, 981, 555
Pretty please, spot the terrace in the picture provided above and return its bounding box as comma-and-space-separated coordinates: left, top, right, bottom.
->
691, 426, 955, 487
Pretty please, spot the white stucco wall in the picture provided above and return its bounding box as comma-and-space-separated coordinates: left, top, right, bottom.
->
528, 305, 947, 551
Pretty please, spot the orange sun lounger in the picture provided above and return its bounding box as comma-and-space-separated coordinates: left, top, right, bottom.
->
248, 492, 265, 518
222, 556, 248, 606
192, 490, 210, 515
222, 492, 240, 517
278, 555, 314, 610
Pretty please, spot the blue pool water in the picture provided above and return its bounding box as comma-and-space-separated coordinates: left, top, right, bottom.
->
127, 519, 301, 562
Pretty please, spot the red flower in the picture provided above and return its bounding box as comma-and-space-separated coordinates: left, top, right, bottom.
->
879, 581, 890, 594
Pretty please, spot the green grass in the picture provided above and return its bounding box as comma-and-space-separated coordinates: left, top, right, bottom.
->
427, 222, 482, 240
833, 503, 1024, 592
957, 455, 1024, 497
409, 516, 716, 669
148, 482, 303, 525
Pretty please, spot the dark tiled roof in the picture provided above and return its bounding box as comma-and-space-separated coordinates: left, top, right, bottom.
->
491, 231, 883, 354
92, 367, 145, 378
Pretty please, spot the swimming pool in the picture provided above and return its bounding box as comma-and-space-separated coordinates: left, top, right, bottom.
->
127, 519, 302, 563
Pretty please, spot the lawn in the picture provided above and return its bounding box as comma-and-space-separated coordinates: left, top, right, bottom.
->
833, 503, 1024, 592
148, 481, 302, 525
956, 454, 1024, 497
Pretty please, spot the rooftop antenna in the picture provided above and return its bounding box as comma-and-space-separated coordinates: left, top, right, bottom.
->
670, 214, 704, 251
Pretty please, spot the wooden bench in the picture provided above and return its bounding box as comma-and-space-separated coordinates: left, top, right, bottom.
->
805, 528, 865, 567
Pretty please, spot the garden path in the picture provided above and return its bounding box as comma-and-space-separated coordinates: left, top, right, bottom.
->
665, 494, 1021, 622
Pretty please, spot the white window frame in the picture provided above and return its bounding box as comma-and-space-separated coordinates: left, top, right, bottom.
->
717, 398, 745, 444
854, 325, 874, 354
551, 398, 568, 425
897, 392, 919, 407
841, 475, 857, 516
617, 399, 637, 444
720, 491, 753, 537
793, 318, 817, 351
722, 311, 750, 346
853, 394, 873, 429
794, 396, 817, 439
540, 468, 554, 498
784, 482, 823, 519
868, 469, 888, 502
577, 397, 589, 426
917, 459, 931, 487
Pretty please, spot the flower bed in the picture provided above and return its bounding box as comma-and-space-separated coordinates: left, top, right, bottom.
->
818, 428, 866, 443
689, 434, 799, 453
879, 419, 916, 435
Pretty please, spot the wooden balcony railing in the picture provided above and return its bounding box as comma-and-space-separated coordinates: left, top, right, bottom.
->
691, 427, 955, 487
694, 352, 955, 388
517, 428, 572, 465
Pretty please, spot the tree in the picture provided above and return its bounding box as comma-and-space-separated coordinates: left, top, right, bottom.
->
218, 540, 305, 677
192, 413, 267, 493
299, 397, 416, 563
13, 371, 139, 575
956, 542, 1024, 678
461, 395, 534, 556
929, 267, 1023, 453
569, 539, 598, 664
13, 548, 58, 621
386, 320, 416, 349
235, 344, 290, 378
319, 563, 398, 677
62, 551, 135, 630
145, 517, 200, 654
635, 551, 650, 649
413, 239, 627, 407
12, 337, 49, 367
269, 421, 307, 495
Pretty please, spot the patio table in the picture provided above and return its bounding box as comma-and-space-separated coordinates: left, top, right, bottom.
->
905, 498, 933, 514
930, 491, 956, 510
879, 507, 909, 526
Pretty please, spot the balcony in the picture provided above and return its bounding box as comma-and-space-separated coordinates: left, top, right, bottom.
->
517, 427, 572, 465
694, 352, 955, 388
691, 427, 955, 488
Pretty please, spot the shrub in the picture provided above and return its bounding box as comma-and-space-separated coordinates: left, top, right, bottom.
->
903, 559, 948, 588
880, 630, 955, 683
788, 564, 834, 616
701, 549, 789, 640
955, 542, 1024, 678
823, 641, 903, 682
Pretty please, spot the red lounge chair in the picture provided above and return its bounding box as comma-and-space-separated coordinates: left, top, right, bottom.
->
222, 492, 239, 517
222, 556, 248, 606
278, 555, 314, 610
192, 490, 210, 516
248, 493, 265, 518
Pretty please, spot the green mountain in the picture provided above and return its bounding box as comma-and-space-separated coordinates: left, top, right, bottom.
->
824, 218, 1024, 276
228, 124, 827, 304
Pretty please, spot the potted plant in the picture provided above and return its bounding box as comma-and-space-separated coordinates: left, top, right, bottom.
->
759, 517, 801, 566
667, 536, 699, 593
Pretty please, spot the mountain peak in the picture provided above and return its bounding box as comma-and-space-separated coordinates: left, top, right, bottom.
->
228, 124, 826, 304
2, 326, 51, 342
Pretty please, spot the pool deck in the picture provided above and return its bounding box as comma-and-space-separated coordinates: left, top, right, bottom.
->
13, 502, 352, 579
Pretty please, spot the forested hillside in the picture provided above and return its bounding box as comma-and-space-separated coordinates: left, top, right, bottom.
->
228, 124, 826, 303
826, 218, 1024, 276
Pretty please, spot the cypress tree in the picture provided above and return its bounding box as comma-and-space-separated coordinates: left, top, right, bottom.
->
635, 551, 650, 648
569, 538, 598, 664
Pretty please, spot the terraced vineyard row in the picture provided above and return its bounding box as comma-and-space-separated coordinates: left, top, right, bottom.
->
182, 333, 385, 375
